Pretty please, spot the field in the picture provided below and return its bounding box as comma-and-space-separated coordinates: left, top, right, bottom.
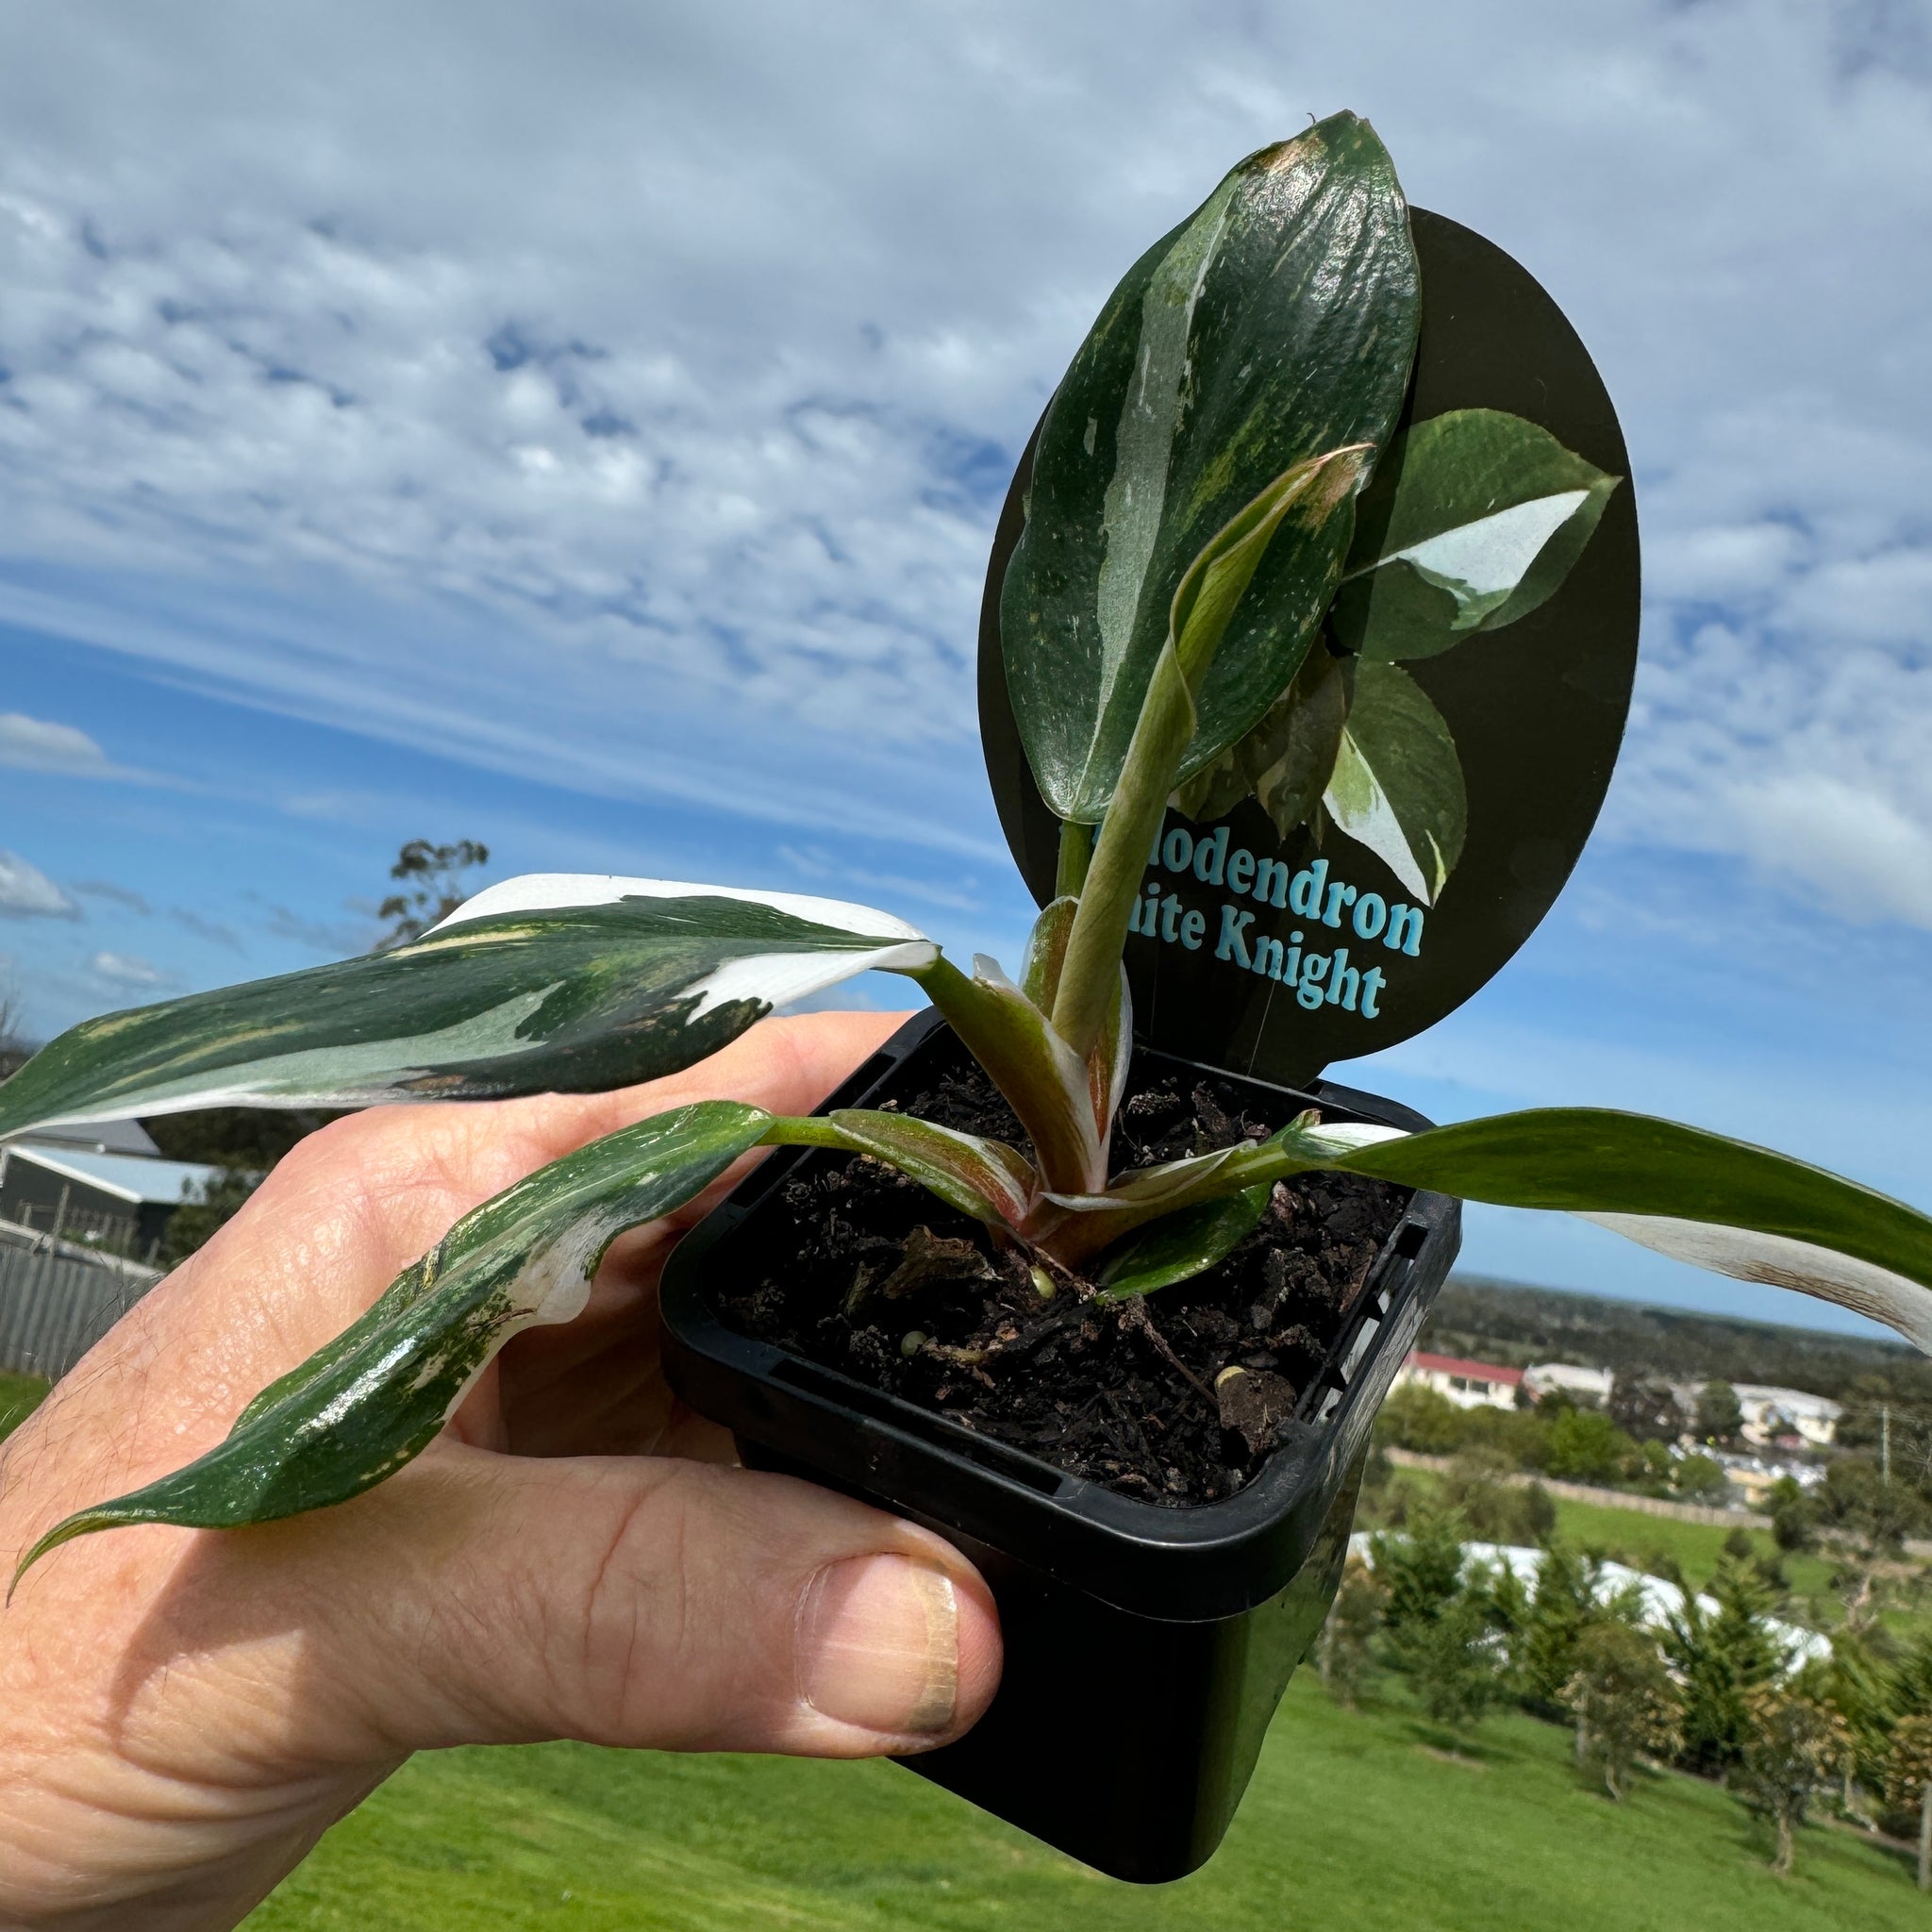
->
250, 1669, 1924, 1931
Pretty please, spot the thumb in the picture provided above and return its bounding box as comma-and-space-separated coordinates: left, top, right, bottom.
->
207, 1447, 1004, 1762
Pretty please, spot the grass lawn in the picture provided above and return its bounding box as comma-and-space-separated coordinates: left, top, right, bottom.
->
0, 1369, 47, 1441
251, 1671, 1924, 1931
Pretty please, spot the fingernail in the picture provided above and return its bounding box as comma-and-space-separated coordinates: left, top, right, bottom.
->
800, 1553, 958, 1737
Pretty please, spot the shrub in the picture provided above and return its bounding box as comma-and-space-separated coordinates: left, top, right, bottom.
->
1563, 1622, 1684, 1800
1732, 1686, 1853, 1876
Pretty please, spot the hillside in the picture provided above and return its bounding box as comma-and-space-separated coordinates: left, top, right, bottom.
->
1422, 1276, 1932, 1407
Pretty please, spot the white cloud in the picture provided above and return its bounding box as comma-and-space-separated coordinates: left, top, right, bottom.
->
89, 949, 161, 987
0, 2, 1921, 895
0, 711, 111, 774
0, 850, 76, 919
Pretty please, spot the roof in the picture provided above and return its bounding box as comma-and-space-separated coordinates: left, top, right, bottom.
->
8, 1117, 161, 1157
1731, 1383, 1843, 1419
0, 1141, 221, 1207
1407, 1350, 1524, 1386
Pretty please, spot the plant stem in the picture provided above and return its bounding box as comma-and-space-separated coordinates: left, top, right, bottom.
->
1056, 819, 1093, 898
1049, 647, 1193, 1060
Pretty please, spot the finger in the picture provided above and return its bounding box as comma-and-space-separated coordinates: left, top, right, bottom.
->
109, 1449, 1002, 1767
140, 1008, 908, 1376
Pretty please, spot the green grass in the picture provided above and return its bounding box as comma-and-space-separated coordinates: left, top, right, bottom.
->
0, 1370, 47, 1441
251, 1673, 1924, 1931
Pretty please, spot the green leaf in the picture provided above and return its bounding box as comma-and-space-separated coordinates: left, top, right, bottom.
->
1176, 645, 1353, 839
1322, 661, 1466, 904
0, 876, 935, 1138
14, 1102, 775, 1580
1041, 1110, 1399, 1265
1321, 1109, 1932, 1355
1094, 1183, 1272, 1298
1001, 111, 1421, 824
1332, 408, 1621, 661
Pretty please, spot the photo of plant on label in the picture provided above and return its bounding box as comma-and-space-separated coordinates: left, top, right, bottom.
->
3, 106, 1927, 1893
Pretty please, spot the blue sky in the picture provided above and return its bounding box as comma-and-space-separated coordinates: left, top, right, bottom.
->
0, 1, 1928, 1339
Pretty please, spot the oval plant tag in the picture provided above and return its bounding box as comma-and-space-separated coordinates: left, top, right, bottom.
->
979, 209, 1641, 1089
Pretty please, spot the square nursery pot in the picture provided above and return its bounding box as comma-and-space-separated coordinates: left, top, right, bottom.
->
658, 1006, 1460, 1883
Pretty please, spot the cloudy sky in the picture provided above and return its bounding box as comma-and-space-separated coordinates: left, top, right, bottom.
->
1, 1, 1927, 1336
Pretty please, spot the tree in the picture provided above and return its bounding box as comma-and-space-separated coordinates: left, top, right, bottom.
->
1885, 1714, 1932, 1891
1695, 1379, 1743, 1446
1766, 1474, 1821, 1553
1372, 1500, 1468, 1630
1394, 1591, 1500, 1737
375, 839, 491, 951
1319, 1557, 1385, 1708
1544, 1407, 1635, 1485
1663, 1556, 1789, 1773
1732, 1686, 1853, 1876
1376, 1381, 1466, 1457
1673, 1452, 1729, 1502
1563, 1621, 1684, 1800
1610, 1372, 1685, 1443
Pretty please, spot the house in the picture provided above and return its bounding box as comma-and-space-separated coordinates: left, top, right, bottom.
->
0, 1118, 221, 1257
1396, 1350, 1524, 1410
1731, 1384, 1841, 1451
1523, 1361, 1615, 1406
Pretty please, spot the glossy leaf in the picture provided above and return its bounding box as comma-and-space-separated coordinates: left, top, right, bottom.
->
814, 1108, 1037, 1227
0, 875, 935, 1138
1002, 111, 1420, 824
14, 1102, 775, 1580
1332, 408, 1622, 661
912, 951, 1111, 1194
1094, 1183, 1272, 1298
1176, 645, 1353, 838
1322, 661, 1466, 904
1321, 1109, 1932, 1354
1041, 1112, 1405, 1266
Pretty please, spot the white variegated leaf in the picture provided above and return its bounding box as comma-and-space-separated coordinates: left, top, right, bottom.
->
0, 875, 934, 1138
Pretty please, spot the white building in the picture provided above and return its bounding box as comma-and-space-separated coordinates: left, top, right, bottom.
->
1523, 1362, 1615, 1406
1396, 1350, 1524, 1411
1730, 1384, 1841, 1450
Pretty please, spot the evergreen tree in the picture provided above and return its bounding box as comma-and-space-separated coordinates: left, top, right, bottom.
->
1662, 1556, 1789, 1773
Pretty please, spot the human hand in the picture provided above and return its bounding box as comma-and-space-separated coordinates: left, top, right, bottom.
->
0, 1010, 1001, 1931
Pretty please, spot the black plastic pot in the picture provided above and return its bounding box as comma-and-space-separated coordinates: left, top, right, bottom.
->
658, 1008, 1461, 1882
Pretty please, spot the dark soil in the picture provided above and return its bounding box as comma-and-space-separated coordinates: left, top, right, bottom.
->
714, 1048, 1410, 1507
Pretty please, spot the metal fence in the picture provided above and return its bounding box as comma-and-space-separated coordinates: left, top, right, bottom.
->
0, 1240, 162, 1382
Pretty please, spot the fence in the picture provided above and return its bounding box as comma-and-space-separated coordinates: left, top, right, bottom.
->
0, 1237, 161, 1382
1383, 1446, 1774, 1528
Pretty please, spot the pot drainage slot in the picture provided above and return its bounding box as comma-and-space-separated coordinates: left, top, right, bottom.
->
1394, 1219, 1429, 1259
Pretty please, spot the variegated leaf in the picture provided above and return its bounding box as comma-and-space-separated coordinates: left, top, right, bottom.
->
913, 950, 1108, 1194
0, 875, 935, 1138
1321, 1109, 1932, 1355
814, 1109, 1037, 1227
1332, 408, 1622, 661
1321, 661, 1466, 904
13, 1102, 776, 1579
1002, 111, 1420, 824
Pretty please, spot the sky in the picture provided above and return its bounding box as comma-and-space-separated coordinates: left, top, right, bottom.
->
0, 0, 1927, 1340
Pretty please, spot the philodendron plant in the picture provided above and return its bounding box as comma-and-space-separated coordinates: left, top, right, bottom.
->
6, 111, 1932, 1583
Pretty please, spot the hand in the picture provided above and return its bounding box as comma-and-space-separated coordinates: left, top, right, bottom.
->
0, 1011, 1001, 1931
